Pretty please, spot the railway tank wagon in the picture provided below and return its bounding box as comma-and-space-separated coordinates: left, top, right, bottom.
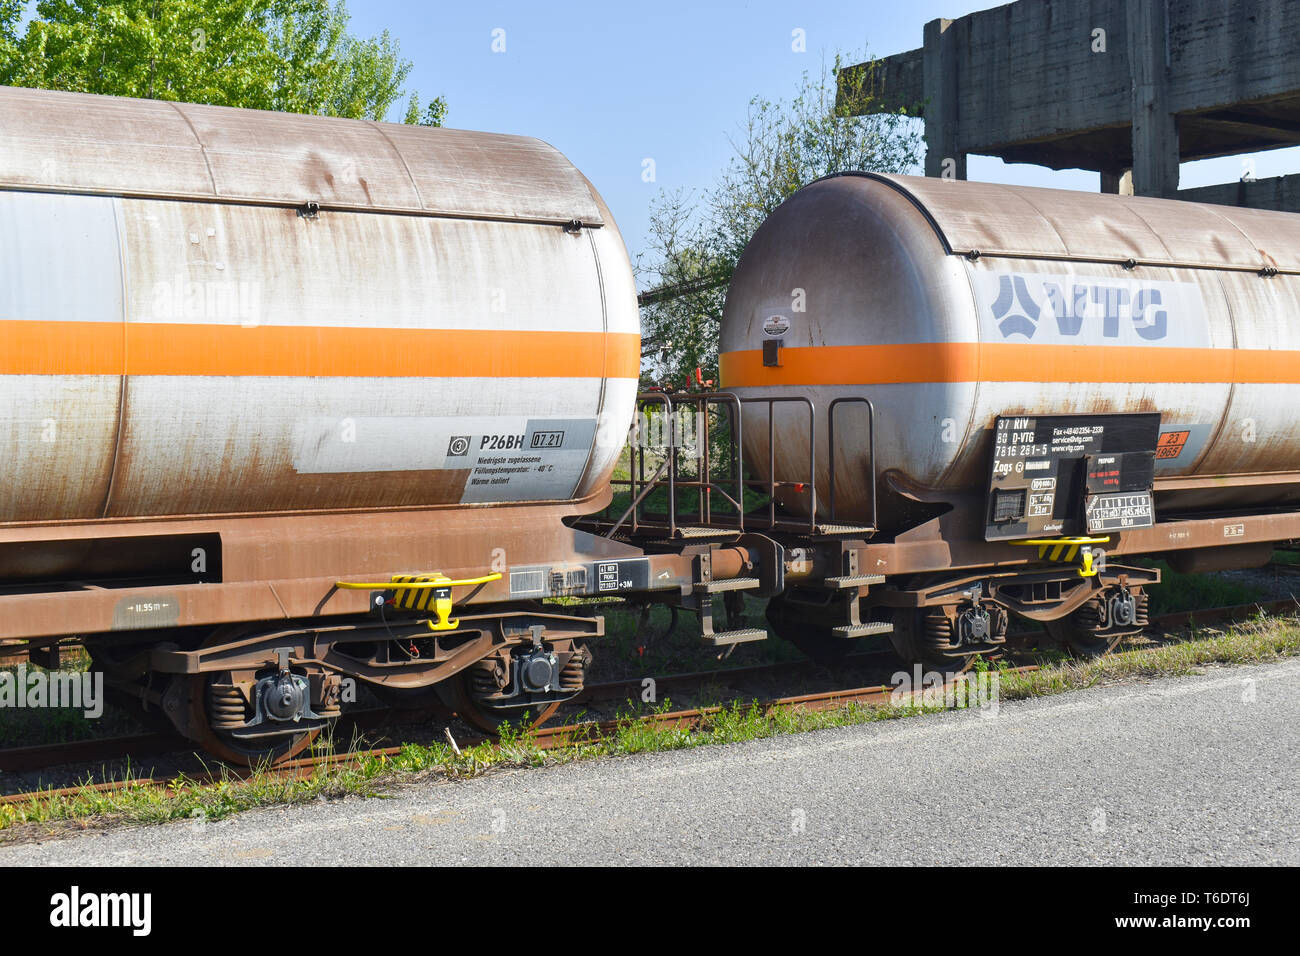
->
9, 87, 1300, 761
715, 172, 1300, 665
0, 85, 649, 760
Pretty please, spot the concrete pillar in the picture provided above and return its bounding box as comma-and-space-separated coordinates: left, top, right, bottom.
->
923, 18, 966, 180
1127, 0, 1179, 197
1101, 168, 1134, 195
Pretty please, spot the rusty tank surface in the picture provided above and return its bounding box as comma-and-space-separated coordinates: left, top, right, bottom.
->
0, 84, 639, 528
719, 173, 1300, 531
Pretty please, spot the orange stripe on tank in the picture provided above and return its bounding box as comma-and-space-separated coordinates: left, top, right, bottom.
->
720, 343, 1300, 385
0, 321, 641, 378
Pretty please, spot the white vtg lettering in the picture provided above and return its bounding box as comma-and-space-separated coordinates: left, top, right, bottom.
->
50, 886, 152, 936
1042, 284, 1167, 340
990, 273, 1177, 342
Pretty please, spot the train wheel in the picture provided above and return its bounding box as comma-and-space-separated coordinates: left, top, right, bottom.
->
787, 630, 856, 666
1046, 588, 1147, 658
179, 626, 330, 767
437, 638, 591, 735
1044, 620, 1125, 657
888, 608, 986, 675
764, 594, 856, 666
187, 671, 323, 767
87, 639, 181, 732
439, 670, 562, 735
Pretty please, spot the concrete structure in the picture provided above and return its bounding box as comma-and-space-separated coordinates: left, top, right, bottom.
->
840, 0, 1300, 211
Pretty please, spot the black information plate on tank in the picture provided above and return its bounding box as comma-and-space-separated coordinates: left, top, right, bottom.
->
985, 413, 1161, 541
1085, 490, 1154, 533
1082, 450, 1157, 532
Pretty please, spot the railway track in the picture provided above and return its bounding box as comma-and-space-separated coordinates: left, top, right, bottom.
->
3, 596, 1297, 797
0, 654, 889, 776
1, 663, 1029, 808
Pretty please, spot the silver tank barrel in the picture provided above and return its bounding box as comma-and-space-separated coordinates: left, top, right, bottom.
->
719, 172, 1300, 526
0, 86, 640, 523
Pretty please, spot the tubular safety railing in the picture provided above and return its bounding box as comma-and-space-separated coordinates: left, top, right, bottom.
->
593, 390, 878, 539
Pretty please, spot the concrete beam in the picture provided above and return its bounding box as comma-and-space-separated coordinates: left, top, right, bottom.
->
835, 49, 924, 116
1176, 173, 1300, 214
1181, 110, 1300, 148
922, 18, 965, 179
1166, 1, 1300, 115
1128, 0, 1180, 197
840, 0, 1300, 170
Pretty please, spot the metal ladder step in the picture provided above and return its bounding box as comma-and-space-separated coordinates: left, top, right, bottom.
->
694, 577, 761, 594
812, 523, 878, 536
703, 627, 768, 647
822, 574, 885, 589
832, 621, 895, 639
674, 526, 742, 539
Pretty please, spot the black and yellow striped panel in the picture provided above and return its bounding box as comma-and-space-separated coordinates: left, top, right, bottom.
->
391, 574, 438, 611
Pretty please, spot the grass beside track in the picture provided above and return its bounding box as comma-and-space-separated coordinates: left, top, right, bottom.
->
2, 610, 1298, 841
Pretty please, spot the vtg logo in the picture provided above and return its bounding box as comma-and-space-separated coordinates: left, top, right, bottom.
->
986, 273, 1178, 343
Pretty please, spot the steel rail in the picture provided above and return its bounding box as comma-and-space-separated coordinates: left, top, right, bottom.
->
3, 598, 1297, 795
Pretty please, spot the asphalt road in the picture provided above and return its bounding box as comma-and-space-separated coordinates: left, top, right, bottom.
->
4, 657, 1298, 865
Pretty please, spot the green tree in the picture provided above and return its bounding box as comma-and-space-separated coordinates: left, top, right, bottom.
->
639, 55, 921, 388
402, 91, 447, 127
0, 1, 22, 44
0, 0, 444, 124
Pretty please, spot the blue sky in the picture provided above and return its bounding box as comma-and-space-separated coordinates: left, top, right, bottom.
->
345, 0, 1299, 281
